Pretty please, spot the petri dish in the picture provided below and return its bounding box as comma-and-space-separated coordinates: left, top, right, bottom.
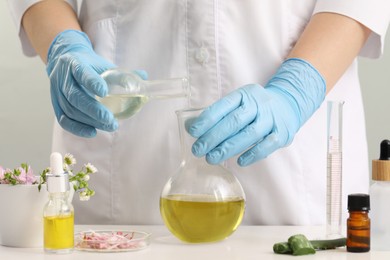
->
74, 230, 151, 252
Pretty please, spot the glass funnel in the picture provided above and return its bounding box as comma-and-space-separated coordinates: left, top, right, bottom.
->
160, 108, 246, 243
99, 69, 189, 119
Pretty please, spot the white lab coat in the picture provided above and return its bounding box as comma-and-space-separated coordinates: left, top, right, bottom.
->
8, 0, 390, 225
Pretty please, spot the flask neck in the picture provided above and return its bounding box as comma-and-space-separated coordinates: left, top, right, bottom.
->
176, 108, 206, 165
143, 77, 189, 99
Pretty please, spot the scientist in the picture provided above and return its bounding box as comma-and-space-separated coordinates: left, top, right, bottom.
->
7, 0, 390, 225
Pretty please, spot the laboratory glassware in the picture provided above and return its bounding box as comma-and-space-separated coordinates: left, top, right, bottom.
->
326, 100, 344, 238
346, 194, 370, 253
371, 139, 390, 250
160, 108, 246, 243
99, 69, 189, 119
43, 152, 74, 254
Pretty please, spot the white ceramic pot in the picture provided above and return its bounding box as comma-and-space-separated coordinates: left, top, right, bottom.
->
0, 184, 74, 248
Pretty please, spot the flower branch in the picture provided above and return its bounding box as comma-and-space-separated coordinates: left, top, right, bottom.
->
1, 153, 97, 201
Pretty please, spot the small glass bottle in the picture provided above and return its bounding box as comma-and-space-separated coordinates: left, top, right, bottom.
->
43, 152, 74, 254
346, 194, 370, 253
99, 69, 190, 119
160, 108, 246, 243
370, 139, 390, 250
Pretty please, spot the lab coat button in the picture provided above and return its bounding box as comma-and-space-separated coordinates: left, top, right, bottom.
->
194, 47, 210, 65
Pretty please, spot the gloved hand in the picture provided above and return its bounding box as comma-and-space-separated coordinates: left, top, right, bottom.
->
46, 30, 147, 137
187, 58, 326, 166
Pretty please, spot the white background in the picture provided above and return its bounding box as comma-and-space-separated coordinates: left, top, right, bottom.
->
0, 2, 389, 174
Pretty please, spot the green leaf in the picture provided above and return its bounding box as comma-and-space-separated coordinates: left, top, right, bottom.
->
21, 163, 28, 172
273, 242, 292, 254
288, 234, 316, 256
14, 168, 21, 176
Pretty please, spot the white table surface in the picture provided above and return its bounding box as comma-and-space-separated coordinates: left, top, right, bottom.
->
1, 225, 388, 259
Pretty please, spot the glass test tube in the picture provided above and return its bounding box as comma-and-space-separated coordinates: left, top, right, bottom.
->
326, 100, 344, 238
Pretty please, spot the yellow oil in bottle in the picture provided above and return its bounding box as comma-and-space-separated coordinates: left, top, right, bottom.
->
160, 194, 245, 243
44, 213, 74, 250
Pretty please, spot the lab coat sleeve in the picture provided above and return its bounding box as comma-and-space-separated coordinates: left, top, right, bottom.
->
6, 0, 78, 57
313, 0, 390, 58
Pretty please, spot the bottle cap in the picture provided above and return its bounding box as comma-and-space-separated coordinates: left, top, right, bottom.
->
372, 140, 390, 181
46, 152, 70, 193
348, 194, 370, 211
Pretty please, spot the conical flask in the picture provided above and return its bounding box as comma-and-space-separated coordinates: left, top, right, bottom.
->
160, 108, 246, 243
99, 69, 189, 119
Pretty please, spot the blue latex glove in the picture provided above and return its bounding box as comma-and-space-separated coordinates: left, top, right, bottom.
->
187, 58, 326, 166
46, 30, 147, 137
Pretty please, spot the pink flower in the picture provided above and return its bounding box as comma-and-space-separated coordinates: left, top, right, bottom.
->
0, 166, 4, 184
1, 168, 13, 184
15, 165, 37, 184
25, 166, 38, 184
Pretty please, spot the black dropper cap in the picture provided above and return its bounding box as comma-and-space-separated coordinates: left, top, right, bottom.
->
348, 194, 370, 211
379, 139, 390, 160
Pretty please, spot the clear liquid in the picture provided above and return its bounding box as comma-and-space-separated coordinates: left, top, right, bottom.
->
44, 213, 74, 252
97, 94, 149, 119
160, 194, 245, 243
326, 151, 342, 237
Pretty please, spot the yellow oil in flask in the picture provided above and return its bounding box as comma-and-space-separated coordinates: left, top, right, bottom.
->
160, 195, 245, 243
160, 108, 246, 243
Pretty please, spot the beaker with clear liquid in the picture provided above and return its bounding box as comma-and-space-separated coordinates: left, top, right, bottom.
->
326, 100, 344, 238
160, 108, 246, 243
99, 69, 189, 119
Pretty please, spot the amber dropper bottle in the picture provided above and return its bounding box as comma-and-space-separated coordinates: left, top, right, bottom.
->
346, 194, 370, 253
